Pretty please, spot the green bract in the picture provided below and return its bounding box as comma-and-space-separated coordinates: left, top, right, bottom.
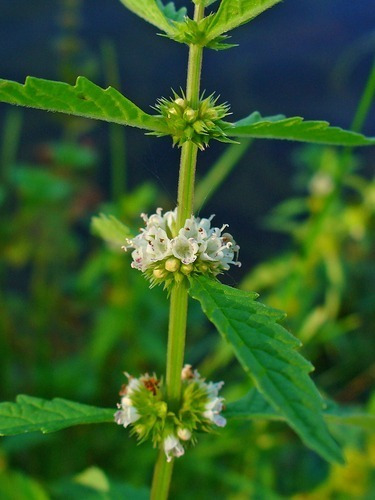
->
153, 91, 234, 149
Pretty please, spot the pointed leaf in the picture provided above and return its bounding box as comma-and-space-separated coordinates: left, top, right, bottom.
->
156, 0, 187, 23
189, 275, 344, 463
225, 112, 375, 146
119, 0, 179, 35
0, 76, 167, 132
205, 0, 282, 42
0, 395, 114, 435
225, 389, 375, 432
91, 213, 132, 247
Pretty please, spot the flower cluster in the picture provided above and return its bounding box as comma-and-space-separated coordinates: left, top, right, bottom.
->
153, 91, 234, 149
124, 208, 240, 288
114, 365, 226, 462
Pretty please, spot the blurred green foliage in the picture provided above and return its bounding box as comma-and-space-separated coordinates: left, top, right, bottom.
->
0, 2, 374, 498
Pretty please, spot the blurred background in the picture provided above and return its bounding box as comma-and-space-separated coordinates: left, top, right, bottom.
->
0, 0, 374, 498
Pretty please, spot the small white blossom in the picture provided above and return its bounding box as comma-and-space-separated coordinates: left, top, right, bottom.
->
181, 364, 227, 429
124, 208, 240, 284
114, 373, 159, 430
115, 400, 140, 428
203, 397, 227, 427
171, 235, 199, 264
163, 435, 185, 462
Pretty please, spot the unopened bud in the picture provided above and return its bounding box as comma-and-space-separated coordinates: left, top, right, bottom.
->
177, 428, 192, 441
153, 268, 167, 279
199, 263, 209, 273
204, 108, 219, 120
180, 263, 194, 275
174, 97, 186, 108
184, 107, 198, 123
165, 257, 180, 273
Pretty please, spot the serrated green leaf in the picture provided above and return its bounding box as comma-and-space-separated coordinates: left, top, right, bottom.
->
225, 389, 375, 432
156, 0, 187, 23
224, 111, 375, 146
224, 388, 280, 420
0, 395, 114, 435
91, 213, 132, 247
119, 0, 179, 35
189, 275, 344, 463
205, 0, 282, 42
0, 76, 167, 132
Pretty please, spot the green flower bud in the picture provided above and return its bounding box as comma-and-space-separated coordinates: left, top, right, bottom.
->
204, 107, 219, 120
198, 262, 209, 273
153, 91, 232, 149
153, 268, 168, 279
165, 257, 180, 272
180, 263, 194, 275
183, 107, 198, 123
174, 97, 186, 108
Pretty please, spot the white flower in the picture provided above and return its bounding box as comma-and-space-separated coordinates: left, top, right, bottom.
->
163, 435, 185, 462
203, 397, 227, 428
126, 376, 141, 395
114, 401, 140, 428
180, 364, 227, 429
171, 235, 199, 264
125, 208, 240, 282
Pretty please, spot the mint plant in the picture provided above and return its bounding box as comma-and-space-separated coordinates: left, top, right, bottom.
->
1, 1, 375, 498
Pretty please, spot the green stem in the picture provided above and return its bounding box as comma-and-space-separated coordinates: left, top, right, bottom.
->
150, 3, 205, 499
150, 451, 174, 500
168, 0, 205, 402
166, 281, 189, 404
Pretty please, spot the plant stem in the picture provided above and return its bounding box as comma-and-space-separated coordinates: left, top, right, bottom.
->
177, 2, 205, 228
150, 451, 174, 500
166, 281, 189, 404
168, 0, 204, 405
150, 3, 205, 499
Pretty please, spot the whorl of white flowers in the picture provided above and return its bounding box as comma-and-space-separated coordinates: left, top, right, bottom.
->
114, 365, 226, 462
123, 208, 240, 287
